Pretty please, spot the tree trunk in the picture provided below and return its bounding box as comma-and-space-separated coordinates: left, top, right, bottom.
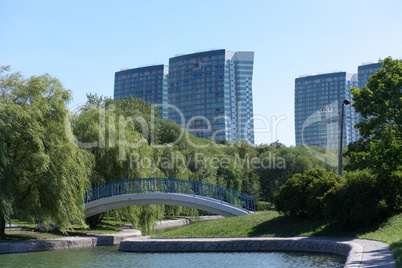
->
0, 212, 5, 239
86, 214, 103, 229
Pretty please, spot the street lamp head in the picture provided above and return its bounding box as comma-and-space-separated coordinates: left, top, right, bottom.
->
343, 99, 351, 105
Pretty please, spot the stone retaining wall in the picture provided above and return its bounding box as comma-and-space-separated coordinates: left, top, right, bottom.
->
0, 230, 141, 254
190, 216, 224, 222
152, 216, 224, 230
0, 216, 222, 254
120, 237, 395, 268
153, 219, 190, 230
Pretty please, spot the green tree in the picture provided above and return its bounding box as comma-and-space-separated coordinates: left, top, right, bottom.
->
322, 170, 389, 228
274, 169, 343, 219
0, 66, 92, 238
346, 57, 402, 210
71, 95, 166, 228
257, 145, 335, 203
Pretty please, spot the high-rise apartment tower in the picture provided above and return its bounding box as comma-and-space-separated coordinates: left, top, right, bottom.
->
295, 62, 382, 148
114, 64, 169, 119
114, 49, 255, 144
168, 49, 254, 144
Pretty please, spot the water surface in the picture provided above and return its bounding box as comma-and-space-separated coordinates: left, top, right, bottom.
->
0, 245, 345, 267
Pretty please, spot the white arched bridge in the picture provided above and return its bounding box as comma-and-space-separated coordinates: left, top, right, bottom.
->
84, 178, 256, 218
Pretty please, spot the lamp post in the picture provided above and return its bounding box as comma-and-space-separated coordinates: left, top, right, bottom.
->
338, 99, 351, 176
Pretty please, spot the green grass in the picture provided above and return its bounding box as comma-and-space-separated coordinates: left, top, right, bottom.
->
153, 211, 402, 267
3, 230, 65, 241
9, 220, 37, 228
1, 218, 123, 241
70, 220, 123, 235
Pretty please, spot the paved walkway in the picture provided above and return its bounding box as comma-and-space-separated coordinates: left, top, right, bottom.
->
120, 237, 395, 268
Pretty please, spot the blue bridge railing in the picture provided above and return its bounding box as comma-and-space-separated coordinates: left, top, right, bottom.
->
85, 178, 256, 212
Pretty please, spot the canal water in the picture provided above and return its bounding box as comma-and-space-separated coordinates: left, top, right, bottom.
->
0, 244, 345, 267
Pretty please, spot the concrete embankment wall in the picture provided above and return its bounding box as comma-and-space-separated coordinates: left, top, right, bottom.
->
153, 219, 190, 230
152, 216, 224, 231
0, 216, 222, 254
0, 230, 141, 254
119, 237, 396, 268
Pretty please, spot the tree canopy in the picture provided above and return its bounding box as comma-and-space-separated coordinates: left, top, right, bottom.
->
346, 57, 402, 173
346, 57, 402, 210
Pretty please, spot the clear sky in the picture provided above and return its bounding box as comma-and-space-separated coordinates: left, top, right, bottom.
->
1, 0, 401, 146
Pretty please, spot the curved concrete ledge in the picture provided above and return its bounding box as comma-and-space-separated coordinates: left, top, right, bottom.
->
152, 216, 224, 231
85, 193, 251, 218
0, 230, 141, 254
119, 237, 395, 268
153, 218, 190, 230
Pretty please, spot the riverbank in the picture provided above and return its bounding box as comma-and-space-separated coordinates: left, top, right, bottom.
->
0, 217, 219, 254
154, 211, 401, 267
0, 213, 398, 267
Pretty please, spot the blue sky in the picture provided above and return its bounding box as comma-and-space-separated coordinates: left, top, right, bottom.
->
1, 0, 401, 146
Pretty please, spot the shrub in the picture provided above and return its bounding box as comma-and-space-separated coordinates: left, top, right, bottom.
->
322, 170, 388, 228
255, 201, 272, 211
379, 169, 402, 211
274, 169, 343, 220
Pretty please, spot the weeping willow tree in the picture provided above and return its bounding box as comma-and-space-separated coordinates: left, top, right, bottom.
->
71, 95, 202, 230
71, 95, 168, 229
0, 66, 92, 238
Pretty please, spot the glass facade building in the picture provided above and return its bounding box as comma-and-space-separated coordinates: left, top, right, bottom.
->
352, 62, 383, 140
168, 49, 254, 144
295, 72, 357, 148
358, 63, 382, 89
295, 62, 381, 148
113, 49, 255, 144
114, 65, 169, 119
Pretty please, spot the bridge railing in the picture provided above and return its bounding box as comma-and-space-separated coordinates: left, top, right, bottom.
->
84, 178, 256, 212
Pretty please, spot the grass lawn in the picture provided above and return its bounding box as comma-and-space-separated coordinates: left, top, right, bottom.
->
153, 211, 402, 267
1, 218, 123, 241
3, 230, 65, 241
